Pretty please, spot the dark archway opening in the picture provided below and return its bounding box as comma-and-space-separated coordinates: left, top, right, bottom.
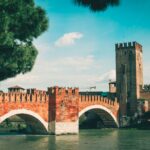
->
0, 114, 47, 134
79, 109, 118, 129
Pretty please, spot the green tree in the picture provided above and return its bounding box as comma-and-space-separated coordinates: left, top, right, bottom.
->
74, 0, 120, 12
0, 0, 48, 81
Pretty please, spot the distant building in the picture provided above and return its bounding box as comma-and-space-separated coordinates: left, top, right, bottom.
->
109, 81, 116, 94
8, 85, 25, 93
108, 81, 117, 100
27, 88, 47, 95
79, 91, 109, 97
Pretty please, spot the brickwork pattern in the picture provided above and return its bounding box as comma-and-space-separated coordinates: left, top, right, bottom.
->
79, 95, 119, 118
0, 91, 49, 122
48, 87, 79, 122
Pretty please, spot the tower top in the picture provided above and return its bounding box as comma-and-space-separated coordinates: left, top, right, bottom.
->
115, 41, 142, 50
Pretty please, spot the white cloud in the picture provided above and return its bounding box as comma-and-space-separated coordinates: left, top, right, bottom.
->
98, 70, 116, 83
50, 55, 94, 70
1, 54, 116, 92
54, 32, 83, 47
6, 74, 39, 83
0, 74, 40, 92
0, 55, 95, 91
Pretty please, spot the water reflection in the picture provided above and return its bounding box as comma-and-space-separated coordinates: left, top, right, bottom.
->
0, 129, 150, 150
117, 129, 150, 150
79, 129, 119, 150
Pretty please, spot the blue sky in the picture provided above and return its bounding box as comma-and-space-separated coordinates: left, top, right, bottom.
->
1, 0, 150, 91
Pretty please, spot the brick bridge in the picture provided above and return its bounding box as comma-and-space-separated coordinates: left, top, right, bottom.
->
0, 87, 119, 134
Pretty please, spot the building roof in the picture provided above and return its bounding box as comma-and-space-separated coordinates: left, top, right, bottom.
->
8, 85, 25, 90
79, 91, 109, 97
109, 81, 116, 84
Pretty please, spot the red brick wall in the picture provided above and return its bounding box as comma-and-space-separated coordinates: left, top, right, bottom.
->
79, 95, 119, 118
0, 92, 49, 122
48, 87, 79, 122
0, 87, 119, 124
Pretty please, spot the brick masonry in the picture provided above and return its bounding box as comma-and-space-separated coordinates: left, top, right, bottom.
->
0, 87, 120, 134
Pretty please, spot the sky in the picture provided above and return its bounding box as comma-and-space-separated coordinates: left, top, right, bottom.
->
1, 0, 150, 92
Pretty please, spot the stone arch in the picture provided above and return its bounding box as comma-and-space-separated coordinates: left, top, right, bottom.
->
79, 105, 119, 127
0, 109, 48, 132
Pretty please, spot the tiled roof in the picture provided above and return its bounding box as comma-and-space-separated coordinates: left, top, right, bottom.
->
8, 85, 25, 90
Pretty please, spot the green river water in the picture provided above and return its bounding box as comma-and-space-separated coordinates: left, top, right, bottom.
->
0, 129, 149, 150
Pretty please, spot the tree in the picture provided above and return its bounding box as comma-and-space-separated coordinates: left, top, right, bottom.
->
0, 0, 48, 81
74, 0, 120, 12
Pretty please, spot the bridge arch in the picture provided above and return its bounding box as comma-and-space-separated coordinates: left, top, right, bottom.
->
79, 105, 119, 127
0, 109, 48, 133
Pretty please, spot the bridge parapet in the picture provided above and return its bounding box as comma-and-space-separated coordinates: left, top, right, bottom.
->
0, 92, 49, 123
79, 94, 119, 120
0, 92, 48, 103
48, 86, 79, 96
27, 88, 47, 95
79, 94, 118, 107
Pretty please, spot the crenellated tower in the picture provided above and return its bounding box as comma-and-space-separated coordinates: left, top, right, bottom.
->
115, 42, 143, 118
48, 86, 79, 135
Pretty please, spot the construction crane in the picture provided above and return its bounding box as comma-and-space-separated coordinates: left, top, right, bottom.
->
89, 86, 96, 90
80, 86, 96, 91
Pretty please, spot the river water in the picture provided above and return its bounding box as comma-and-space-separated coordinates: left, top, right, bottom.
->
0, 129, 149, 150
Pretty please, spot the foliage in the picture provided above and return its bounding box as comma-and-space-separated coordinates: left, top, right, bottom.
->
74, 0, 120, 12
143, 85, 150, 91
0, 0, 48, 81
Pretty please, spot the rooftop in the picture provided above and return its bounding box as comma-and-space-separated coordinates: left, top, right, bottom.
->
8, 85, 25, 90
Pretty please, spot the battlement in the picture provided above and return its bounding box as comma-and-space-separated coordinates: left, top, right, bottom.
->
48, 86, 79, 96
27, 88, 47, 95
0, 92, 48, 103
115, 41, 142, 50
79, 94, 118, 106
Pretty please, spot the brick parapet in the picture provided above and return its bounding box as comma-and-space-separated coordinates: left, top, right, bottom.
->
0, 93, 48, 103
79, 94, 119, 118
79, 95, 118, 106
0, 92, 49, 122
48, 86, 79, 97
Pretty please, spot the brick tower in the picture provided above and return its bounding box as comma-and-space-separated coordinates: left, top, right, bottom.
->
48, 86, 79, 135
115, 42, 143, 118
